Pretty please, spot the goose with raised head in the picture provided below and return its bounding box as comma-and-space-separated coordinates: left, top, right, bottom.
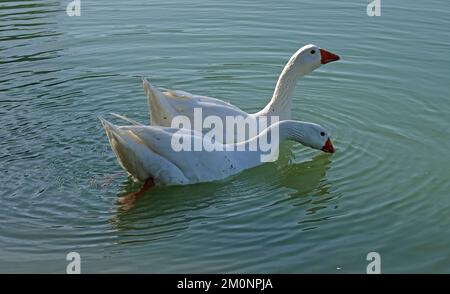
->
143, 44, 339, 142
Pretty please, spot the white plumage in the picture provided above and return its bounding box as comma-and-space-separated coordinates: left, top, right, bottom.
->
100, 118, 334, 186
142, 44, 339, 143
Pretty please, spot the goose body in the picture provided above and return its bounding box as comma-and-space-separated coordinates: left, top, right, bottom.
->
100, 117, 335, 186
144, 44, 339, 143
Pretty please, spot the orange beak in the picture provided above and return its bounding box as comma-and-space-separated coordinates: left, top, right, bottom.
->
320, 48, 340, 64
321, 138, 336, 153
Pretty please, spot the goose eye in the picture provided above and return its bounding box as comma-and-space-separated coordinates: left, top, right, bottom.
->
311, 50, 316, 54
320, 132, 325, 136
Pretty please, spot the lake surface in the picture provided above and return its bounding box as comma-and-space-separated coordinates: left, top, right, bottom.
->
1, 0, 449, 273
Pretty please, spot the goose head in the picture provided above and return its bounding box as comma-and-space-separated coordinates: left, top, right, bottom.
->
301, 122, 335, 153
282, 121, 336, 153
292, 44, 340, 76
306, 123, 335, 153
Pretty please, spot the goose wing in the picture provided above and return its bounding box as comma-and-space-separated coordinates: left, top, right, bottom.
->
143, 78, 249, 128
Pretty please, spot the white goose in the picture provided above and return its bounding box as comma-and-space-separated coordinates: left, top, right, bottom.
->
100, 117, 335, 204
143, 44, 339, 143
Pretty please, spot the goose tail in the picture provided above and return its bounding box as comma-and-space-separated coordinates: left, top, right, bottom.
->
109, 112, 142, 126
99, 116, 149, 181
142, 78, 175, 126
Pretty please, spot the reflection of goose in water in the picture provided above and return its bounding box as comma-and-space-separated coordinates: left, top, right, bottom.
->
281, 153, 343, 231
109, 180, 231, 243
110, 151, 337, 243
280, 152, 332, 198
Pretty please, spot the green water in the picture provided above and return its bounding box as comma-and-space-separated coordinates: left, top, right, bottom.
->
1, 0, 450, 273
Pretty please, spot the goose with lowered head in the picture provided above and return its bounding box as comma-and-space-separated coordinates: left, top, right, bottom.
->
100, 117, 335, 204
